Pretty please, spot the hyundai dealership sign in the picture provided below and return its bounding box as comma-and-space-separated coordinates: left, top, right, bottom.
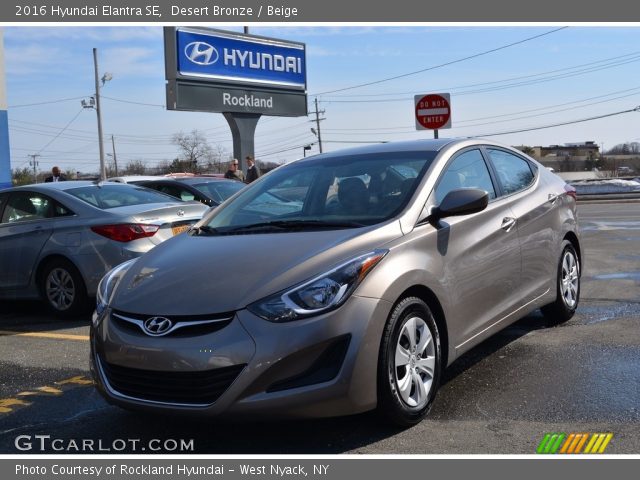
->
165, 27, 307, 116
176, 28, 306, 90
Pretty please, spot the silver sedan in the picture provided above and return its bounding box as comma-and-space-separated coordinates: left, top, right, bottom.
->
91, 139, 581, 425
0, 181, 208, 316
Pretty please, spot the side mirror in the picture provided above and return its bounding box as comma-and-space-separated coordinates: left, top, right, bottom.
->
432, 188, 489, 220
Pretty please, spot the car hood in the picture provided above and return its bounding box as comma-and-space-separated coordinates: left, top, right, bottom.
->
110, 221, 403, 315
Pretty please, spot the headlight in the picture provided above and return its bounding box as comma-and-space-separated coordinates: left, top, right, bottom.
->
94, 259, 137, 325
247, 250, 388, 323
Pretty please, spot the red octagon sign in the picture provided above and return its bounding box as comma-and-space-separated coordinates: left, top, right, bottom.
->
414, 93, 452, 130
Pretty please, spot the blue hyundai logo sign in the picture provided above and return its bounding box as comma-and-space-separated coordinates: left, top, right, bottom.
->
175, 28, 306, 90
184, 41, 219, 65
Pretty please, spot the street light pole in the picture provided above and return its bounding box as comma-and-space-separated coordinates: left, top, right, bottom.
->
110, 134, 118, 176
93, 48, 106, 181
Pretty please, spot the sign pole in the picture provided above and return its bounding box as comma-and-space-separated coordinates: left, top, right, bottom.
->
434, 129, 439, 139
223, 113, 261, 172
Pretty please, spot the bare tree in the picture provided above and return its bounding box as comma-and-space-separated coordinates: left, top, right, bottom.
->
123, 159, 147, 175
172, 130, 214, 171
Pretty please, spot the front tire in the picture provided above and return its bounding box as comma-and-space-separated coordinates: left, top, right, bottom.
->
378, 296, 441, 426
541, 241, 580, 324
39, 258, 89, 318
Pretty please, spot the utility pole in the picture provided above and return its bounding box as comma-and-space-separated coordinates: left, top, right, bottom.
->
93, 48, 106, 181
110, 135, 118, 176
312, 97, 325, 153
28, 154, 40, 183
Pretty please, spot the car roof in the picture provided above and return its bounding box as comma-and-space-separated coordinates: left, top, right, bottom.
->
138, 177, 237, 185
107, 176, 161, 183
293, 138, 459, 164
4, 181, 144, 192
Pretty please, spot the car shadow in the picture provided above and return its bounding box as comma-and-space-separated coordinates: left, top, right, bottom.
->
0, 300, 91, 331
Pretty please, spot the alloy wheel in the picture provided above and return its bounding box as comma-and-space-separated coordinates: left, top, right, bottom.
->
394, 316, 436, 408
45, 267, 76, 311
560, 250, 579, 309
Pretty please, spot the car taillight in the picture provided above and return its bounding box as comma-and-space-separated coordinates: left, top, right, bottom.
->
91, 224, 159, 242
564, 184, 577, 200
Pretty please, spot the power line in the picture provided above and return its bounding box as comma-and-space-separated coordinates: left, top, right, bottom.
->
470, 105, 640, 138
321, 106, 640, 144
313, 27, 569, 96
324, 50, 640, 99
321, 90, 640, 135
101, 95, 165, 108
8, 96, 89, 108
35, 108, 85, 155
322, 54, 640, 104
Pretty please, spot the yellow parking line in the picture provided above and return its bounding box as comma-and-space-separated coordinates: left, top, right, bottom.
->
36, 386, 63, 395
0, 398, 31, 413
0, 375, 93, 414
0, 330, 89, 341
56, 375, 94, 386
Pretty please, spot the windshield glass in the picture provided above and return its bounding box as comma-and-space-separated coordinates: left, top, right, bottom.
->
192, 181, 245, 203
67, 185, 178, 209
202, 151, 436, 233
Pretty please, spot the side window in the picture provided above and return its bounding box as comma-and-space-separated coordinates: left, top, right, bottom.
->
0, 193, 8, 219
1, 192, 70, 223
177, 188, 196, 202
435, 149, 496, 204
487, 149, 535, 195
154, 184, 181, 200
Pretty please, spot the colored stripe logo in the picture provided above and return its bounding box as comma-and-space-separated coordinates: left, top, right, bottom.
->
537, 433, 613, 454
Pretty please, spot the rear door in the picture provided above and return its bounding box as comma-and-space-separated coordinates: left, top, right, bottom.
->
430, 148, 523, 344
484, 148, 556, 302
0, 191, 57, 289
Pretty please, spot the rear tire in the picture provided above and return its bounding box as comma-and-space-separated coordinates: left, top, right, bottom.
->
378, 296, 441, 427
39, 258, 89, 318
541, 241, 580, 324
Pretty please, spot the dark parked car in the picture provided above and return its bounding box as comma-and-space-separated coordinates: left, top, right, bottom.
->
132, 177, 246, 207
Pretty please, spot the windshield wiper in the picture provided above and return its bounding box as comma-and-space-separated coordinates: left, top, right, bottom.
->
189, 225, 220, 236
223, 220, 366, 233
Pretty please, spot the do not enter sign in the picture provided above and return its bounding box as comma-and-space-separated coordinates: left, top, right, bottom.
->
415, 93, 451, 130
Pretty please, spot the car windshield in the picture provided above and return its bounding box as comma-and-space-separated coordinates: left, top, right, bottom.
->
192, 181, 245, 203
66, 185, 178, 209
200, 151, 436, 234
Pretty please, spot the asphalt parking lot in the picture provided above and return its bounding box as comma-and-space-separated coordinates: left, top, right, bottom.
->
0, 201, 638, 454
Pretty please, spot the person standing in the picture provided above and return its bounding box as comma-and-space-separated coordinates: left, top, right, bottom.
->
245, 155, 260, 184
45, 166, 66, 182
224, 159, 245, 182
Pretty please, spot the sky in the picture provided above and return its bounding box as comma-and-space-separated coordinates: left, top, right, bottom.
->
3, 26, 640, 174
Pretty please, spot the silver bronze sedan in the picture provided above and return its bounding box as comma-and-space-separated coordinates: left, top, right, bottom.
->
91, 139, 581, 425
0, 181, 208, 317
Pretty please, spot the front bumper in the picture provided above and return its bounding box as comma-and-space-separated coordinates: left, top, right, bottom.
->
91, 295, 392, 418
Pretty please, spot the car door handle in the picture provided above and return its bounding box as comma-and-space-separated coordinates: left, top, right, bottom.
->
501, 217, 517, 232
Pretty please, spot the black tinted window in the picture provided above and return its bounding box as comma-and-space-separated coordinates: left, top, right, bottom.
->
435, 149, 496, 204
67, 185, 177, 209
1, 192, 72, 223
487, 149, 535, 195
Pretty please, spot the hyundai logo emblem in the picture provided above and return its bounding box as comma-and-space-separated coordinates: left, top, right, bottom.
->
143, 316, 173, 336
177, 209, 185, 217
185, 41, 219, 65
